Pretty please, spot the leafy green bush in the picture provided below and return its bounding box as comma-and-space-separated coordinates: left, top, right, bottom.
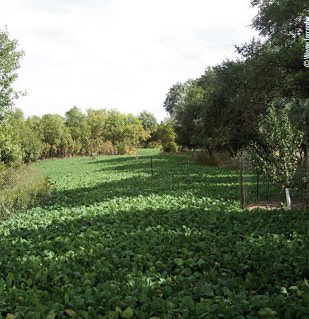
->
147, 140, 162, 149
116, 142, 137, 155
0, 124, 22, 165
162, 140, 178, 153
251, 104, 303, 208
154, 119, 178, 153
8, 109, 44, 163
0, 165, 54, 220
194, 150, 239, 168
20, 126, 44, 163
99, 140, 117, 155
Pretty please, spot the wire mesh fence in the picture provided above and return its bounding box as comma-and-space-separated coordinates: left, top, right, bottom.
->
240, 151, 309, 208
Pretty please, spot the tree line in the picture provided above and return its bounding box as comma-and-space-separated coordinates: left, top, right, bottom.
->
163, 0, 309, 157
0, 105, 181, 165
0, 26, 182, 165
1, 0, 308, 167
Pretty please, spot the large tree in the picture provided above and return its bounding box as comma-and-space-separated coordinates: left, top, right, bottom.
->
0, 28, 24, 121
138, 111, 157, 132
247, 0, 309, 151
39, 114, 73, 158
103, 110, 148, 154
241, 0, 309, 98
163, 0, 309, 156
0, 28, 24, 165
251, 0, 308, 42
138, 111, 158, 148
65, 106, 90, 154
9, 109, 43, 163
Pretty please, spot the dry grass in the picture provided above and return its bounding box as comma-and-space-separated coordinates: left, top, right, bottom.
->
0, 164, 54, 221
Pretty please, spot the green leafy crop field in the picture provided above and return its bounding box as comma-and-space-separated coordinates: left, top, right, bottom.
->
0, 150, 308, 319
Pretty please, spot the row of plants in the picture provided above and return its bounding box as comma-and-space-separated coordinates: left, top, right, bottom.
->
0, 151, 308, 318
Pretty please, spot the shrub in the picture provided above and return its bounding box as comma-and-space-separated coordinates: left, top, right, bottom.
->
154, 119, 178, 153
20, 127, 44, 163
100, 140, 117, 155
148, 141, 162, 149
162, 141, 178, 153
250, 104, 303, 208
116, 142, 137, 155
0, 165, 54, 221
0, 124, 23, 165
194, 151, 239, 168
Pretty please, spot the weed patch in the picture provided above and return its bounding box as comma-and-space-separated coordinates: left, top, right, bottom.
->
0, 164, 54, 220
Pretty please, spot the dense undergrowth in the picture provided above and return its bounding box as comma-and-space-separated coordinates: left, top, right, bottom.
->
0, 164, 54, 221
0, 149, 308, 318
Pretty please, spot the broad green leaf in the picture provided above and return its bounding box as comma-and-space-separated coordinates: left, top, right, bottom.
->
174, 258, 183, 266
65, 309, 77, 317
46, 310, 56, 319
258, 308, 278, 317
121, 307, 134, 319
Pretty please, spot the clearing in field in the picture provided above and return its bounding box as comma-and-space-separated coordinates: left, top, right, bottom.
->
0, 150, 308, 319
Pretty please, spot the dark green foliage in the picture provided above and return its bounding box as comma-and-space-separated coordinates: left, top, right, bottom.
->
251, 0, 309, 41
165, 0, 309, 156
0, 152, 308, 318
289, 98, 309, 151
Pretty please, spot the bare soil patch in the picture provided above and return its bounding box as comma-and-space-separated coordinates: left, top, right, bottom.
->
246, 199, 308, 210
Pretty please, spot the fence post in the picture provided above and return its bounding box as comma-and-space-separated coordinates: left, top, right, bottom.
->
305, 146, 309, 209
256, 172, 260, 202
151, 156, 154, 177
240, 151, 245, 209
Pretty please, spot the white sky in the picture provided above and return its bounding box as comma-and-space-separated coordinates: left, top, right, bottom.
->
0, 0, 259, 122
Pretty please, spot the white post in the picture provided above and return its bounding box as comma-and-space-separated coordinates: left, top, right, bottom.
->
285, 187, 291, 209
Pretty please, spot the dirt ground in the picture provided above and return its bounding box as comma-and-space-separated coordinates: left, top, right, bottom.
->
246, 199, 308, 210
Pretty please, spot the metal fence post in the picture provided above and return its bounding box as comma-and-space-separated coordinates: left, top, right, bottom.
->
240, 151, 245, 209
305, 146, 309, 209
151, 156, 154, 177
256, 172, 260, 202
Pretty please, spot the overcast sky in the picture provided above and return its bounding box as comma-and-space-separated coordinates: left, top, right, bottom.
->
0, 0, 259, 122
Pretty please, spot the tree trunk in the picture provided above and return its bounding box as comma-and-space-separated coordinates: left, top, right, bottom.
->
205, 145, 213, 158
285, 187, 291, 209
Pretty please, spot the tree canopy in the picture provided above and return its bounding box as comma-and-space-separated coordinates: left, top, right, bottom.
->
163, 0, 309, 155
0, 28, 24, 121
